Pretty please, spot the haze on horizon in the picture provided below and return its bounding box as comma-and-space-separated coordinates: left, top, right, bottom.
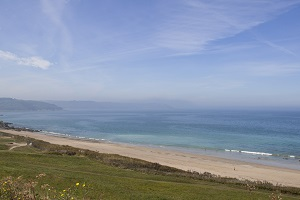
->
0, 0, 300, 110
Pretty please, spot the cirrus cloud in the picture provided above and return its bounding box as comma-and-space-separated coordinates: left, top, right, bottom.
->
157, 0, 300, 53
0, 50, 52, 69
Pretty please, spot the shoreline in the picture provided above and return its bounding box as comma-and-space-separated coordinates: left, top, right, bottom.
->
1, 129, 300, 188
19, 129, 300, 171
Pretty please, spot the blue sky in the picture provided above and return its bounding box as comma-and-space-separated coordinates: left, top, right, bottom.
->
0, 0, 300, 109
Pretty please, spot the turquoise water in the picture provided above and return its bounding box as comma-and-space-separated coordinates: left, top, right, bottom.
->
1, 110, 300, 169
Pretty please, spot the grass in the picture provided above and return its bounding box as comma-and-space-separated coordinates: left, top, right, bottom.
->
0, 131, 299, 199
0, 137, 13, 150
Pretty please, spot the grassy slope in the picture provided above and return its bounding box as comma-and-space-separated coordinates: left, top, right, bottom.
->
0, 134, 299, 199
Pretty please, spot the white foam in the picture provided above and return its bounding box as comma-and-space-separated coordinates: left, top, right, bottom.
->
225, 149, 272, 156
241, 151, 272, 156
42, 131, 64, 136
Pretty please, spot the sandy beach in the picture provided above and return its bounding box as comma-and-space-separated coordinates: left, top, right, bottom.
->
2, 129, 300, 188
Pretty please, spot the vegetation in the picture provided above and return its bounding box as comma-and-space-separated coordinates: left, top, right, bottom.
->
0, 131, 299, 199
0, 175, 90, 200
0, 98, 62, 111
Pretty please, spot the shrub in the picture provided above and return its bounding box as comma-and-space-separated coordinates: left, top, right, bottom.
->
0, 174, 92, 200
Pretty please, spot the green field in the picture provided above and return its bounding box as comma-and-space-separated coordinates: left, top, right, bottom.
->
0, 132, 299, 200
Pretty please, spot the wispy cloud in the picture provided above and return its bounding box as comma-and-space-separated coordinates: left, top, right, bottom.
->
41, 0, 72, 67
259, 39, 297, 56
0, 50, 52, 69
156, 0, 300, 54
196, 75, 244, 90
233, 62, 300, 76
165, 43, 257, 57
250, 63, 300, 76
71, 46, 157, 68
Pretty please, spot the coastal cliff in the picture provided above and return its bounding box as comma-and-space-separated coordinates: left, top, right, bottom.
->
0, 98, 62, 111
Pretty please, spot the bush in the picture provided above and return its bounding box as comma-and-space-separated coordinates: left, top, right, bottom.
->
0, 174, 92, 200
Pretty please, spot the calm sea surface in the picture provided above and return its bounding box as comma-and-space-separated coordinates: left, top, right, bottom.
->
1, 110, 300, 169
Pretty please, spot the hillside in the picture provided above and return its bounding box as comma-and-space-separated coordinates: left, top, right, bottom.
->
0, 98, 62, 111
1, 132, 299, 199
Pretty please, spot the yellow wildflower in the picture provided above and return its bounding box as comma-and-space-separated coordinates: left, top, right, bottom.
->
76, 182, 80, 186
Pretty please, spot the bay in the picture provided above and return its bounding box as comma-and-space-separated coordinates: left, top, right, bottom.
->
1, 110, 300, 169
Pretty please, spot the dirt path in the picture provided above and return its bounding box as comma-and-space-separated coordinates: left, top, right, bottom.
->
7, 142, 27, 150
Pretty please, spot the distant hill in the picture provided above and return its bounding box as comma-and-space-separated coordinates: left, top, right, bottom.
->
46, 100, 174, 111
0, 98, 62, 111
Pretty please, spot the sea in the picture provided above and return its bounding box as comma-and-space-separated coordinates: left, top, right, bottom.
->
1, 110, 300, 170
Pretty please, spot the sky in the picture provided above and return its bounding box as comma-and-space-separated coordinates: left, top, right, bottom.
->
0, 0, 300, 109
